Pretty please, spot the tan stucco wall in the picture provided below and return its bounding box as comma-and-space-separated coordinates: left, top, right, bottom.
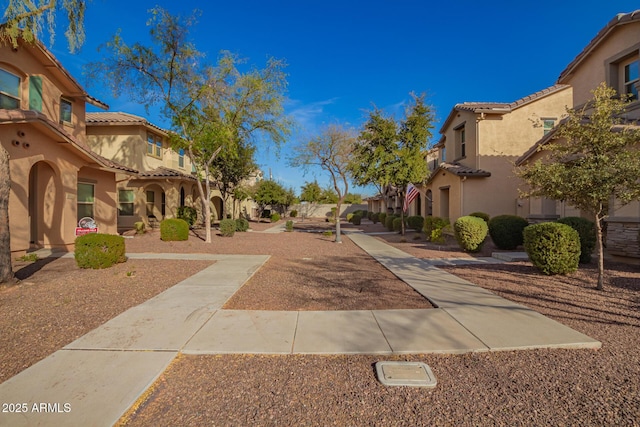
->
432, 87, 572, 223
3, 124, 117, 253
0, 43, 87, 144
560, 23, 640, 113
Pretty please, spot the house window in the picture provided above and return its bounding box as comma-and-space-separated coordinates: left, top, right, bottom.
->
624, 59, 639, 100
118, 190, 135, 216
178, 148, 185, 168
441, 147, 446, 162
146, 190, 155, 216
60, 98, 72, 124
77, 182, 95, 222
0, 68, 21, 109
460, 128, 466, 157
543, 119, 555, 135
147, 132, 163, 158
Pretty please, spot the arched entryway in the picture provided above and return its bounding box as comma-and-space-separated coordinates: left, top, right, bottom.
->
28, 161, 62, 248
210, 196, 224, 222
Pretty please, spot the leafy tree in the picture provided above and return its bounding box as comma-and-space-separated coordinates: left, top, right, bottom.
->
300, 181, 322, 203
89, 8, 290, 242
251, 180, 287, 219
350, 93, 435, 234
319, 186, 339, 204
291, 124, 356, 243
1, 0, 86, 284
343, 193, 363, 204
211, 140, 257, 219
517, 83, 640, 290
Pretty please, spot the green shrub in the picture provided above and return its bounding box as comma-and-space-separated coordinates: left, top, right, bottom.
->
290, 210, 298, 218
469, 212, 490, 223
557, 217, 596, 263
371, 212, 379, 224
134, 221, 145, 235
285, 220, 294, 232
160, 218, 189, 241
176, 206, 197, 226
393, 217, 403, 232
322, 230, 333, 237
346, 213, 355, 223
378, 212, 387, 224
424, 216, 450, 243
270, 212, 281, 222
352, 214, 362, 225
523, 222, 581, 275
75, 233, 126, 269
219, 219, 236, 237
367, 211, 373, 220
385, 215, 396, 231
235, 218, 249, 232
454, 216, 489, 252
488, 215, 529, 250
407, 215, 424, 231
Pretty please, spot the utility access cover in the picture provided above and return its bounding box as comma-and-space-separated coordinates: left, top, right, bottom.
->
375, 361, 437, 388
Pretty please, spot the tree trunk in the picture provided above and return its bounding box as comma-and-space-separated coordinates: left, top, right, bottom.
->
334, 201, 342, 243
595, 214, 605, 290
0, 145, 15, 284
203, 175, 212, 243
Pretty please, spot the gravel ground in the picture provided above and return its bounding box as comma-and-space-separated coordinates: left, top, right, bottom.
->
4, 219, 640, 426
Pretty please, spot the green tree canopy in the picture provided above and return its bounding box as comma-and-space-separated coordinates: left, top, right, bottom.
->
300, 181, 322, 203
350, 93, 435, 234
251, 180, 288, 216
517, 82, 640, 289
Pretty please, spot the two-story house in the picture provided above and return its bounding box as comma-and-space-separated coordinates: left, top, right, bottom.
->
422, 84, 572, 222
0, 37, 128, 254
84, 112, 222, 231
517, 10, 640, 258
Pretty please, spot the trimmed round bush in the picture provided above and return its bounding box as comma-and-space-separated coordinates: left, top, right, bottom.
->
352, 214, 362, 225
235, 217, 249, 232
393, 217, 403, 232
346, 213, 355, 223
219, 219, 236, 237
75, 233, 126, 269
407, 215, 424, 231
371, 212, 379, 224
488, 215, 529, 250
385, 215, 396, 231
523, 222, 581, 275
378, 212, 387, 224
469, 212, 490, 223
290, 210, 298, 218
285, 220, 294, 232
270, 212, 281, 222
557, 217, 596, 263
454, 216, 488, 252
424, 216, 450, 243
160, 218, 189, 241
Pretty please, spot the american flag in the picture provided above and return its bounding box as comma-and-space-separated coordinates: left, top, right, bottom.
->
403, 183, 419, 213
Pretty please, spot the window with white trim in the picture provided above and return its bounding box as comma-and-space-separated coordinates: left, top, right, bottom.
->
624, 59, 639, 100
0, 68, 20, 109
543, 119, 555, 135
147, 132, 163, 158
178, 148, 185, 168
118, 190, 134, 216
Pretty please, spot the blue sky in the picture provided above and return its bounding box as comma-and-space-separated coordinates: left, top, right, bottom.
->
44, 0, 639, 196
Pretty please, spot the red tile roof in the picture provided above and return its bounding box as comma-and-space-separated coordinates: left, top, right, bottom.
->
86, 112, 168, 134
427, 162, 491, 183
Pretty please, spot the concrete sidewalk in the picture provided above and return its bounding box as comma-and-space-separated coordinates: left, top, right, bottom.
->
0, 236, 600, 426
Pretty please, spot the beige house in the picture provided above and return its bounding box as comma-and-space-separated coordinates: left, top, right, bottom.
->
423, 85, 572, 222
86, 112, 261, 230
517, 10, 640, 258
1, 38, 127, 254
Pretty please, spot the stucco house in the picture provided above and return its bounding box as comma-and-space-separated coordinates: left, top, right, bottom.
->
517, 10, 640, 258
86, 112, 263, 230
422, 84, 572, 222
1, 38, 129, 254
